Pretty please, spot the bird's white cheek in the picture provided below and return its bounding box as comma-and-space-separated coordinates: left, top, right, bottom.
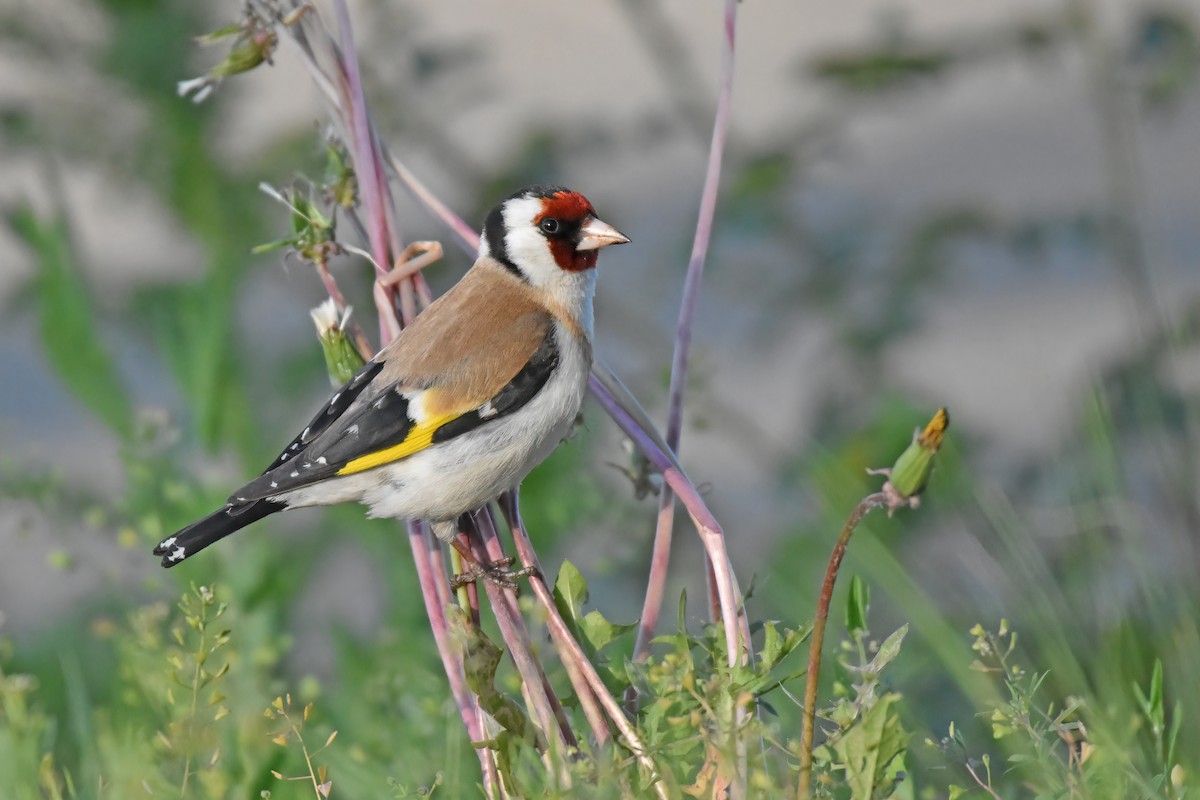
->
504, 227, 560, 284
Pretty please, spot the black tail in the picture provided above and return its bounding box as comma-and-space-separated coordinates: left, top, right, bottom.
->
153, 500, 285, 568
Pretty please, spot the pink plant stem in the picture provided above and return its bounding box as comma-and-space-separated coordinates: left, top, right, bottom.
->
465, 514, 570, 753
384, 152, 481, 256
335, 0, 420, 351
327, 7, 514, 784
315, 260, 349, 309
404, 521, 493, 777
470, 509, 577, 750
494, 506, 669, 800
498, 491, 612, 745
332, 0, 390, 279
634, 0, 739, 663
589, 374, 746, 666
478, 704, 505, 800
422, 522, 453, 609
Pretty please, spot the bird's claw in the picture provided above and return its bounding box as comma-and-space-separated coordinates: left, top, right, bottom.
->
450, 556, 537, 590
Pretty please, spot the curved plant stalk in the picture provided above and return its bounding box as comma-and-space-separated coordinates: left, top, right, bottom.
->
634, 0, 740, 666
796, 493, 888, 800
797, 410, 949, 798
340, 14, 748, 671
590, 367, 750, 669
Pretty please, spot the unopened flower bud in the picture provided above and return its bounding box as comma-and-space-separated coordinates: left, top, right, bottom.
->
311, 300, 365, 386
870, 407, 949, 514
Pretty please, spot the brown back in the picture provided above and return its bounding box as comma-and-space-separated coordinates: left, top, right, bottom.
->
375, 258, 554, 417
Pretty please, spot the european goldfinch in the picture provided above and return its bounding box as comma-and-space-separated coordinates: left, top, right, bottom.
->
153, 185, 628, 574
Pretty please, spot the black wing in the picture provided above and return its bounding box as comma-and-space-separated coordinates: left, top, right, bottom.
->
230, 329, 561, 504
259, 359, 386, 474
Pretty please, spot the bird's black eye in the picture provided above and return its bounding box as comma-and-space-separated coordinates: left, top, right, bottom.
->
540, 218, 560, 234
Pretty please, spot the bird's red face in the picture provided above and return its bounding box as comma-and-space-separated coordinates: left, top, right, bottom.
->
482, 185, 629, 285
535, 191, 600, 272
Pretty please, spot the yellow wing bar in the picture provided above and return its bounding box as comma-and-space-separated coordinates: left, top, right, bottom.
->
336, 413, 459, 476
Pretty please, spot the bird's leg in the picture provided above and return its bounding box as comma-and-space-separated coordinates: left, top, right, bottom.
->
448, 534, 535, 591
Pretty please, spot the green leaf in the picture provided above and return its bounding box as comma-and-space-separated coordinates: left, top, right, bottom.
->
10, 207, 133, 438
1149, 659, 1164, 728
832, 693, 910, 800
867, 625, 908, 675
1134, 658, 1165, 729
578, 610, 635, 653
759, 622, 808, 673
846, 575, 870, 635
810, 49, 952, 94
761, 621, 783, 670
195, 22, 245, 44
552, 560, 589, 632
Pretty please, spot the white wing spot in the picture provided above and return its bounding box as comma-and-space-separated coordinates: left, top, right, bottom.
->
330, 392, 341, 405
289, 443, 300, 451
316, 456, 327, 465
159, 536, 176, 549
170, 547, 186, 562
479, 402, 497, 419
302, 426, 311, 438
269, 481, 278, 489
280, 452, 290, 461
290, 470, 300, 478
347, 424, 359, 435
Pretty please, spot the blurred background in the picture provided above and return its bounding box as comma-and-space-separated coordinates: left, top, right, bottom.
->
2, 0, 1199, 795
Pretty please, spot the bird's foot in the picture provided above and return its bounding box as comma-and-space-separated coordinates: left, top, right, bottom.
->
450, 555, 537, 590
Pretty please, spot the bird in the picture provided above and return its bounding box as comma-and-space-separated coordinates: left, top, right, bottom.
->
153, 185, 628, 583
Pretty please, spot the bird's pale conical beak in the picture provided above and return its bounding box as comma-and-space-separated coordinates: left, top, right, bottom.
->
576, 217, 631, 251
